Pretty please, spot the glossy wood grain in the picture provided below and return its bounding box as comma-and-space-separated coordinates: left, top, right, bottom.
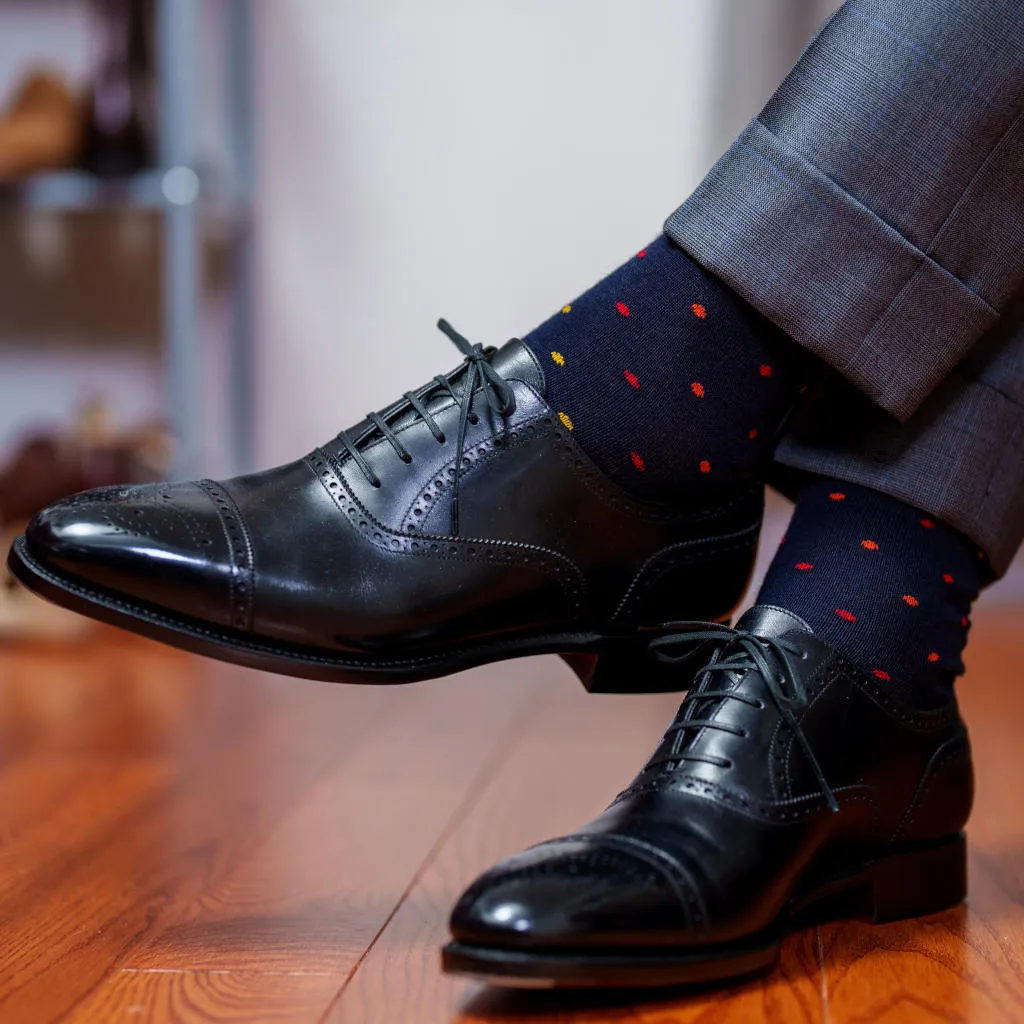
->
0, 610, 1021, 1023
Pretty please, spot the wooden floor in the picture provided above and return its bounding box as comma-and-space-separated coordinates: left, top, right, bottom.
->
0, 611, 1022, 1023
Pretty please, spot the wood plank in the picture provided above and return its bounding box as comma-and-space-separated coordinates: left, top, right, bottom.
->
0, 629, 201, 760
330, 611, 1024, 1024
0, 639, 400, 1023
122, 658, 545, 976
0, 609, 1022, 1022
69, 969, 342, 1024
326, 679, 826, 1024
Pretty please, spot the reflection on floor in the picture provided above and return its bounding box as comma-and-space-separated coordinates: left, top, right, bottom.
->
0, 609, 1021, 1023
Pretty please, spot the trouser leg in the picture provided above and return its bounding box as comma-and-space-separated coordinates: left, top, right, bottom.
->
666, 0, 1024, 421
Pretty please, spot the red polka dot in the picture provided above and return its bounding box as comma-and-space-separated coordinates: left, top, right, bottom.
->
829, 492, 846, 501
779, 536, 788, 546
748, 428, 758, 439
630, 451, 645, 472
873, 669, 891, 681
760, 365, 773, 377
795, 562, 813, 571
927, 652, 940, 663
623, 370, 640, 389
835, 609, 857, 622
616, 301, 630, 317
636, 249, 647, 258
699, 460, 711, 474
691, 381, 705, 398
691, 303, 707, 319
961, 617, 969, 627
861, 539, 879, 550
942, 573, 954, 583
921, 518, 936, 529
902, 595, 919, 607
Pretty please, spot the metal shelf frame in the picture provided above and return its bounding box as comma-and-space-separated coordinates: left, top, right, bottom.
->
159, 0, 255, 479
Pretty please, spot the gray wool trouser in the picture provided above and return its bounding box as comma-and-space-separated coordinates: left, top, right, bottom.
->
665, 0, 1024, 576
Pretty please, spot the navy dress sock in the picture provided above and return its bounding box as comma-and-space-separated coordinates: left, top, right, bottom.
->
757, 479, 985, 707
522, 234, 808, 501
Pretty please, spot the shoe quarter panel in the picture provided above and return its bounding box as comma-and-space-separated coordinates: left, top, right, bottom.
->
232, 457, 575, 652
790, 658, 969, 840
431, 403, 762, 626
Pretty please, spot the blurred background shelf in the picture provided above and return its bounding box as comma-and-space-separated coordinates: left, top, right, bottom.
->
0, 0, 255, 482
0, 167, 245, 217
0, 168, 168, 208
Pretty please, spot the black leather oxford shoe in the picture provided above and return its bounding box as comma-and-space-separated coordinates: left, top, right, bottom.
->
8, 321, 762, 690
444, 605, 973, 987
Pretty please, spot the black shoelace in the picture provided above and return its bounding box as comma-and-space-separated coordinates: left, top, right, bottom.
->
335, 319, 516, 535
646, 623, 839, 813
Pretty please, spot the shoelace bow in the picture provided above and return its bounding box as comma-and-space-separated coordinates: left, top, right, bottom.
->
647, 623, 839, 813
336, 319, 516, 535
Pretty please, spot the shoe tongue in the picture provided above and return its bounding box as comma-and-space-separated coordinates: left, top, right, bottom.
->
735, 604, 813, 640
488, 339, 546, 396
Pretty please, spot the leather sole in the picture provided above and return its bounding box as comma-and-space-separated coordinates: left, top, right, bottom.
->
441, 832, 967, 989
7, 534, 707, 692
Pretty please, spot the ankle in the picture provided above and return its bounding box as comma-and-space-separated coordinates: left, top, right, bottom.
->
756, 479, 982, 707
523, 234, 812, 501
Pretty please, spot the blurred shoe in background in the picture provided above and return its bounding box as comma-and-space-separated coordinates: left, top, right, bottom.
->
0, 71, 82, 181
0, 399, 171, 640
0, 0, 156, 182
80, 0, 156, 177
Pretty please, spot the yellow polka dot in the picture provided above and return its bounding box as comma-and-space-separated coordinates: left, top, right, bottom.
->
558, 411, 574, 431
561, 305, 572, 314
551, 351, 565, 366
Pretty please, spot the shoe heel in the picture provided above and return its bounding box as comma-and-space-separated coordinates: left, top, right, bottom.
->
561, 618, 731, 694
866, 832, 967, 924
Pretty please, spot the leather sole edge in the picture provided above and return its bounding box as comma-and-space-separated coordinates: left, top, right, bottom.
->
8, 534, 692, 691
440, 938, 779, 989
440, 832, 967, 989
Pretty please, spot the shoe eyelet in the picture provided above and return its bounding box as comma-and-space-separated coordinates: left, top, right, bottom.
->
799, 650, 809, 660
722, 760, 733, 770
469, 415, 479, 425
756, 699, 766, 710
738, 729, 748, 738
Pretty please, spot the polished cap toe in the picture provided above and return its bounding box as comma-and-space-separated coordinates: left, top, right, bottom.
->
449, 838, 689, 949
25, 480, 244, 630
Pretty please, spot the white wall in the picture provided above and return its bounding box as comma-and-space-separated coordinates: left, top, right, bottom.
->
253, 0, 720, 466
251, 1, 1024, 600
